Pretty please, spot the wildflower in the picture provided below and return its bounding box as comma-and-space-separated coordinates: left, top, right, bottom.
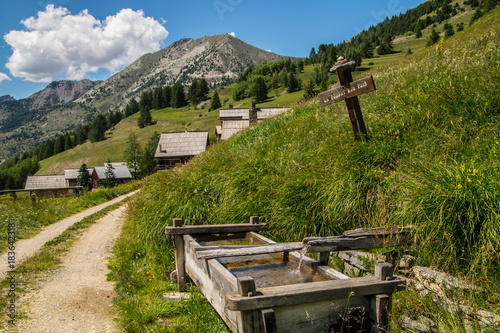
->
460, 164, 465, 172
435, 185, 439, 189
467, 177, 472, 183
457, 184, 463, 189
473, 169, 478, 175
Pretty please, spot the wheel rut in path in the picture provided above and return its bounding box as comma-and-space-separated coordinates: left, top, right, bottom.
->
10, 204, 128, 332
0, 190, 138, 281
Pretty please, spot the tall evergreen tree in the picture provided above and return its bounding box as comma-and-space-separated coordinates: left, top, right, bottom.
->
123, 132, 142, 179
163, 86, 171, 108
101, 160, 117, 188
444, 23, 455, 38
209, 90, 222, 111
139, 131, 161, 177
427, 28, 441, 45
171, 83, 187, 108
88, 115, 107, 143
250, 76, 268, 103
137, 106, 153, 128
77, 163, 92, 191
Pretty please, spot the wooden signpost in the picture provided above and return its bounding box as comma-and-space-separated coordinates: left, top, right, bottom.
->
318, 57, 376, 140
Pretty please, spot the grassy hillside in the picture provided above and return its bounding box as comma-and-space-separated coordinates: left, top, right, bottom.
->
109, 8, 500, 333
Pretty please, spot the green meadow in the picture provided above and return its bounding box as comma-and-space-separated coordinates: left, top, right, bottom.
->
108, 8, 500, 333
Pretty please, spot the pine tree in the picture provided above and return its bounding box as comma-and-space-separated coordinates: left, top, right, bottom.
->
303, 79, 318, 100
139, 131, 161, 177
88, 115, 107, 143
209, 90, 222, 111
123, 132, 142, 179
171, 83, 186, 108
427, 28, 440, 46
137, 106, 152, 128
250, 76, 268, 103
101, 161, 117, 188
444, 23, 455, 38
76, 163, 92, 191
163, 86, 171, 108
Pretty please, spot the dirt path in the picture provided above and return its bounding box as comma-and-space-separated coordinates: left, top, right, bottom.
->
0, 190, 138, 281
11, 204, 128, 332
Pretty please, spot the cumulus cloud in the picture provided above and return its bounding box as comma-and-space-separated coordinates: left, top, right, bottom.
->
0, 73, 11, 83
4, 5, 169, 82
229, 32, 236, 37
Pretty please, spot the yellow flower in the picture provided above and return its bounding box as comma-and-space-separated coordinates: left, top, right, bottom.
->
457, 184, 463, 189
460, 165, 465, 172
467, 177, 472, 183
473, 169, 478, 175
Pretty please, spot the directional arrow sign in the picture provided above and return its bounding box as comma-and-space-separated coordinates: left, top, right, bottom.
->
318, 76, 376, 106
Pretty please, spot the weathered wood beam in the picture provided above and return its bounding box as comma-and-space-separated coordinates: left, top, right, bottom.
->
342, 225, 413, 238
165, 223, 266, 235
303, 226, 413, 252
196, 242, 304, 260
226, 277, 405, 311
303, 235, 408, 253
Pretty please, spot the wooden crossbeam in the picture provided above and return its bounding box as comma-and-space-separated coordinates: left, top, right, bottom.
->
195, 242, 304, 260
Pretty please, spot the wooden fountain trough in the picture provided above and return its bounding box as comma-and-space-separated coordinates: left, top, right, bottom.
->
166, 217, 406, 333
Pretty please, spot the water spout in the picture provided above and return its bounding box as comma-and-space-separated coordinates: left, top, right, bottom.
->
297, 246, 308, 272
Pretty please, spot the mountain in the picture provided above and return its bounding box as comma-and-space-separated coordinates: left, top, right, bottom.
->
0, 34, 289, 160
26, 80, 96, 110
0, 95, 15, 103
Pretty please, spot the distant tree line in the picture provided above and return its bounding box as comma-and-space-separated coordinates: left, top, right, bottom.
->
0, 108, 123, 190
307, 0, 477, 80
231, 58, 304, 103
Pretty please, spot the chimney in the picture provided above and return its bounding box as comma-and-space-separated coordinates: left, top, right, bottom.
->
249, 101, 257, 124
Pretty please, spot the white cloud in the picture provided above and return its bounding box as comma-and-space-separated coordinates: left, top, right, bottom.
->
229, 32, 236, 37
0, 73, 11, 83
4, 5, 169, 82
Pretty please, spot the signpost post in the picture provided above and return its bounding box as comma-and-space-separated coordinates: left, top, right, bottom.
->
318, 57, 376, 140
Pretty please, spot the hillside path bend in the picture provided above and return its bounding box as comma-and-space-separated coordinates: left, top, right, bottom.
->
4, 200, 134, 332
0, 190, 139, 281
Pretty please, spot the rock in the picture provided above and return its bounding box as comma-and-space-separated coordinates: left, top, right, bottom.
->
400, 315, 436, 332
411, 266, 474, 297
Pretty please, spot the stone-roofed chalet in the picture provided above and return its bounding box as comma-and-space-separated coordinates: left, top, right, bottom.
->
155, 131, 209, 170
218, 103, 290, 140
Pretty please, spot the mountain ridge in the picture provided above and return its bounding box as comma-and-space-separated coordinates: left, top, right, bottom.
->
0, 34, 289, 159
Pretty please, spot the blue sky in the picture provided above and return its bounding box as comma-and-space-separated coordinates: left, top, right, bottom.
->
0, 0, 425, 100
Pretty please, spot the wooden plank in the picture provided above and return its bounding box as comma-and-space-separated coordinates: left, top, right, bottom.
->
261, 309, 277, 333
370, 294, 391, 332
303, 235, 409, 253
195, 244, 265, 252
173, 219, 187, 292
226, 277, 404, 311
165, 223, 266, 235
196, 242, 304, 260
343, 226, 413, 238
318, 76, 376, 106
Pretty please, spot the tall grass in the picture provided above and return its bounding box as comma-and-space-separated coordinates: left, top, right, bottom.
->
0, 181, 140, 248
111, 9, 500, 332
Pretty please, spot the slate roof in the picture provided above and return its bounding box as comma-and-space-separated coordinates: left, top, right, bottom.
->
25, 175, 66, 190
155, 131, 209, 158
93, 165, 132, 180
64, 168, 93, 180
